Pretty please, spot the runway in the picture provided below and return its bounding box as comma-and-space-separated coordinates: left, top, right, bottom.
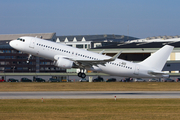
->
0, 91, 180, 99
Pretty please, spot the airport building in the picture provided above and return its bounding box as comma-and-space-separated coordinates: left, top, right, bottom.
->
57, 34, 138, 49
0, 33, 180, 74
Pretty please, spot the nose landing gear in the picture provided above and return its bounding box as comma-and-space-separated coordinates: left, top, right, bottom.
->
26, 54, 32, 64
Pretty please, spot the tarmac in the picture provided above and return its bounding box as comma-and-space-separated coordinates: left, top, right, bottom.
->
0, 91, 180, 99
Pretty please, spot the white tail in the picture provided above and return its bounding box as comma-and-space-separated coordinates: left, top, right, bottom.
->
139, 45, 174, 71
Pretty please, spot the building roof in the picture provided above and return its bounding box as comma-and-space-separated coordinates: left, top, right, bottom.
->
0, 33, 56, 41
57, 34, 139, 42
93, 41, 180, 49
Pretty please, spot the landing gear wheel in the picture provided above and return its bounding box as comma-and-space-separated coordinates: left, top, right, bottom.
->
77, 72, 86, 78
81, 73, 86, 78
78, 72, 82, 77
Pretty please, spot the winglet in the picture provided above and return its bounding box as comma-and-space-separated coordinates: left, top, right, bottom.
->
105, 51, 122, 61
99, 50, 105, 54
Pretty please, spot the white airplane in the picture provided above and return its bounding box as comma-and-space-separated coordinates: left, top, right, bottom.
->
9, 36, 174, 78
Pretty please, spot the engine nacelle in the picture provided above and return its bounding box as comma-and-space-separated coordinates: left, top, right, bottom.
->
54, 57, 73, 69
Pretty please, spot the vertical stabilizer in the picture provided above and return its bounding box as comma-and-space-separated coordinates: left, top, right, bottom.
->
139, 45, 174, 71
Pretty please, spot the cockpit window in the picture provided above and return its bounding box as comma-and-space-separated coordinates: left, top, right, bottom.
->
17, 38, 25, 42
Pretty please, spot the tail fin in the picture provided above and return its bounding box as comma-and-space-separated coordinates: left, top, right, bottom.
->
139, 45, 174, 71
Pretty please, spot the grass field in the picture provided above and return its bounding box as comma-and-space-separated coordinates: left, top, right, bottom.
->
1, 99, 180, 120
0, 82, 180, 91
1, 83, 180, 120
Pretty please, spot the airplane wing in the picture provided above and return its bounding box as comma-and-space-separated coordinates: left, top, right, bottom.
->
54, 51, 122, 68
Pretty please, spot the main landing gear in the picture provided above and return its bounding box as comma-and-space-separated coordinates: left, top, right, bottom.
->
78, 69, 86, 78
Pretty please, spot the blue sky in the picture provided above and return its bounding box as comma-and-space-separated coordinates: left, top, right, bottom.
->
0, 0, 180, 38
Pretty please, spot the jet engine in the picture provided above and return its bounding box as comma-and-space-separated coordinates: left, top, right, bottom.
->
54, 57, 73, 69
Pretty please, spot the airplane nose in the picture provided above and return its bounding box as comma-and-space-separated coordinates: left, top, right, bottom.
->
9, 40, 18, 49
9, 40, 15, 47
9, 40, 24, 51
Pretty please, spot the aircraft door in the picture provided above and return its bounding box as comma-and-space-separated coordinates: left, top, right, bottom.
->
134, 65, 140, 75
29, 38, 36, 48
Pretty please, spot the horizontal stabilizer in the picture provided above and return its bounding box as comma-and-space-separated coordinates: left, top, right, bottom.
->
148, 70, 166, 75
148, 70, 169, 78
